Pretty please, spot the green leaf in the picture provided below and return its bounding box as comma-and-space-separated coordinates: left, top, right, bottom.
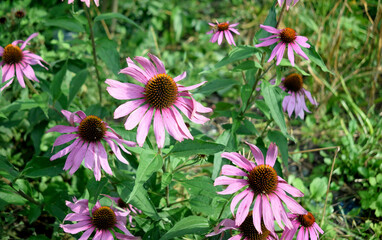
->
261, 82, 287, 136
240, 83, 253, 112
212, 131, 230, 179
159, 216, 209, 240
169, 139, 225, 158
69, 69, 87, 104
233, 60, 263, 72
117, 180, 160, 220
310, 177, 328, 200
302, 41, 333, 74
86, 178, 108, 204
267, 131, 288, 167
0, 155, 19, 181
94, 13, 142, 30
279, 59, 310, 76
0, 93, 49, 115
197, 78, 239, 95
127, 153, 163, 202
215, 46, 259, 69
51, 62, 67, 101
45, 18, 84, 32
255, 0, 277, 40
96, 38, 122, 78
21, 157, 65, 178
172, 7, 183, 41
28, 204, 42, 223
161, 172, 173, 190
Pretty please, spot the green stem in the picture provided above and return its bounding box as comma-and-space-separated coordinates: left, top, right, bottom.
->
1, 177, 41, 206
83, 4, 103, 104
276, 1, 287, 28
25, 77, 39, 95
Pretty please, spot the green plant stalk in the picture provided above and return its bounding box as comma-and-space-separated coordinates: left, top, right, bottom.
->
1, 177, 41, 206
25, 77, 39, 95
83, 4, 103, 104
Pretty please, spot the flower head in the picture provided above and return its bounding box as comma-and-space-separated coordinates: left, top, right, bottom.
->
214, 142, 307, 233
47, 110, 136, 180
103, 195, 142, 227
279, 73, 318, 119
105, 53, 212, 149
61, 197, 140, 240
255, 25, 310, 66
206, 21, 240, 46
206, 213, 279, 240
0, 16, 6, 25
63, 0, 100, 7
281, 212, 324, 240
0, 33, 48, 91
278, 0, 299, 10
14, 10, 26, 19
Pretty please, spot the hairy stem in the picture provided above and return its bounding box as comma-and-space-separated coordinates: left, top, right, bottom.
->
83, 4, 103, 104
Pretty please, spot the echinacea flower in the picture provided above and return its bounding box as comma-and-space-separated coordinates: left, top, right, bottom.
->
206, 21, 240, 46
106, 53, 212, 148
278, 0, 299, 10
61, 197, 140, 240
281, 212, 324, 240
255, 25, 310, 66
0, 33, 48, 91
215, 142, 307, 233
63, 0, 99, 7
14, 10, 26, 19
206, 212, 279, 240
103, 195, 142, 227
278, 73, 318, 119
47, 110, 136, 180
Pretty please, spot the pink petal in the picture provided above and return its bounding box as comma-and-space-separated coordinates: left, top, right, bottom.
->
136, 107, 154, 147
15, 63, 25, 88
78, 227, 95, 240
262, 194, 275, 232
104, 139, 129, 165
153, 110, 165, 148
287, 94, 296, 117
60, 221, 92, 234
276, 43, 286, 65
2, 63, 15, 82
21, 64, 39, 82
84, 142, 96, 170
235, 190, 254, 226
177, 81, 206, 91
47, 125, 78, 133
267, 42, 283, 63
169, 106, 193, 139
313, 222, 324, 234
214, 176, 241, 186
278, 178, 304, 197
174, 71, 186, 82
275, 189, 307, 214
105, 79, 145, 100
21, 33, 38, 50
266, 142, 278, 167
255, 38, 279, 48
114, 99, 146, 119
148, 53, 166, 74
51, 138, 80, 161
124, 104, 149, 130
97, 141, 113, 176
291, 43, 309, 60
217, 180, 249, 195
288, 44, 295, 66
217, 31, 224, 45
230, 188, 250, 216
295, 36, 310, 48
260, 24, 280, 34
245, 142, 264, 165
221, 165, 248, 177
253, 195, 263, 233
224, 31, 232, 45
161, 108, 184, 142
221, 152, 254, 172
210, 32, 219, 43
53, 134, 78, 146
65, 141, 87, 173
119, 67, 149, 85
134, 56, 157, 78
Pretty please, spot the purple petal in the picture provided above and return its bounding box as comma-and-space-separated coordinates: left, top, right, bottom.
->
253, 194, 263, 233
51, 138, 80, 161
287, 44, 295, 66
221, 152, 254, 172
174, 71, 186, 82
221, 165, 248, 177
218, 31, 224, 45
53, 134, 78, 146
235, 190, 254, 226
262, 194, 275, 232
97, 141, 113, 176
47, 125, 78, 133
136, 107, 154, 147
246, 142, 264, 165
217, 180, 249, 195
266, 142, 278, 167
275, 189, 307, 214
124, 104, 149, 130
21, 33, 38, 50
267, 42, 283, 63
148, 53, 166, 74
134, 56, 157, 78
78, 227, 95, 240
260, 24, 280, 34
276, 43, 286, 65
153, 110, 165, 148
255, 38, 279, 48
230, 188, 250, 216
60, 221, 92, 234
177, 81, 206, 91
291, 43, 309, 60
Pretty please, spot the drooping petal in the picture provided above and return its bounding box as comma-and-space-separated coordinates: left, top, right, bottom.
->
262, 194, 275, 232
235, 190, 254, 226
124, 104, 149, 130
177, 81, 206, 91
51, 138, 81, 161
78, 227, 95, 240
136, 107, 154, 147
173, 71, 187, 82
53, 134, 78, 146
153, 110, 165, 148
114, 99, 146, 119
20, 33, 38, 50
260, 24, 281, 34
275, 189, 307, 214
97, 141, 113, 176
47, 125, 78, 133
230, 188, 250, 216
221, 165, 248, 177
60, 221, 92, 234
217, 180, 249, 195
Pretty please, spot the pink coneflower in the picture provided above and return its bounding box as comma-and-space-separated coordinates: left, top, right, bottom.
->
63, 0, 99, 7
281, 212, 324, 240
206, 213, 279, 240
214, 142, 307, 233
278, 73, 318, 119
47, 110, 136, 180
255, 25, 310, 66
206, 21, 240, 46
103, 195, 142, 227
278, 0, 300, 10
61, 197, 140, 240
105, 53, 212, 148
0, 33, 48, 92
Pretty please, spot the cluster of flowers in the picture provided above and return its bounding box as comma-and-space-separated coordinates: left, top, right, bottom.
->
0, 0, 323, 239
